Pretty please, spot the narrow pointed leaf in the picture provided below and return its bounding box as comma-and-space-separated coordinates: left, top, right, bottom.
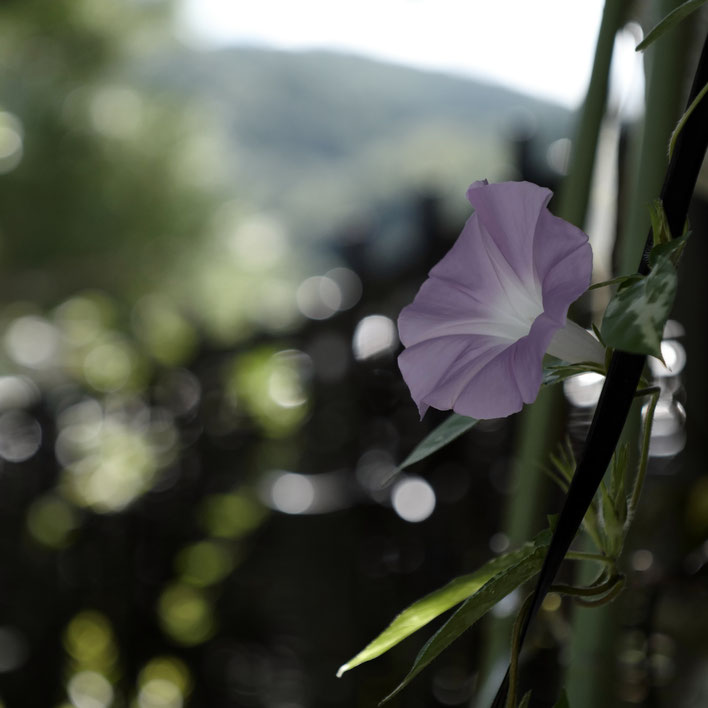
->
400, 363, 603, 471
600, 257, 677, 359
337, 532, 550, 677
380, 533, 550, 703
397, 413, 477, 470
636, 0, 707, 52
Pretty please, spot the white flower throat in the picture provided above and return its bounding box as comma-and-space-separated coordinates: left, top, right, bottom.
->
494, 274, 604, 365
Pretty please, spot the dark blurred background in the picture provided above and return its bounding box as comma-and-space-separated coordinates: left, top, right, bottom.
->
0, 2, 707, 707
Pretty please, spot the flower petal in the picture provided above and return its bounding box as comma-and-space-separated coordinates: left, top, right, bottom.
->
401, 187, 548, 350
533, 207, 593, 324
451, 343, 530, 419
398, 275, 535, 348
443, 316, 558, 419
397, 180, 596, 420
466, 180, 551, 290
398, 334, 509, 417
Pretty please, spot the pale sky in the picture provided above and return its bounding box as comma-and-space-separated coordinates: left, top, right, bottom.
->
177, 0, 608, 108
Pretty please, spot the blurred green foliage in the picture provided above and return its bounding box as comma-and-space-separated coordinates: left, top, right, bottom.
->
0, 0, 215, 302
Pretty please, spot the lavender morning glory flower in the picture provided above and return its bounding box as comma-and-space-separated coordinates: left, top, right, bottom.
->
398, 180, 605, 419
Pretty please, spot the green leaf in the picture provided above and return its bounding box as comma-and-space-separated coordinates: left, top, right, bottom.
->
553, 689, 571, 708
397, 413, 478, 471
380, 532, 551, 703
635, 0, 708, 52
337, 532, 550, 678
599, 257, 677, 359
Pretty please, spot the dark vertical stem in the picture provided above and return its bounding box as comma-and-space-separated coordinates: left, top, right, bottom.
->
557, 0, 628, 227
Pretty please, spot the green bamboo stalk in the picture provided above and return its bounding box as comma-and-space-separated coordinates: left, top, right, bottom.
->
474, 3, 626, 705
556, 1, 629, 227
618, 0, 693, 274
565, 3, 692, 707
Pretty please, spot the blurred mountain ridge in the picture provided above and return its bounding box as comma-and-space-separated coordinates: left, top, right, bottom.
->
139, 45, 572, 242
0, 19, 573, 302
